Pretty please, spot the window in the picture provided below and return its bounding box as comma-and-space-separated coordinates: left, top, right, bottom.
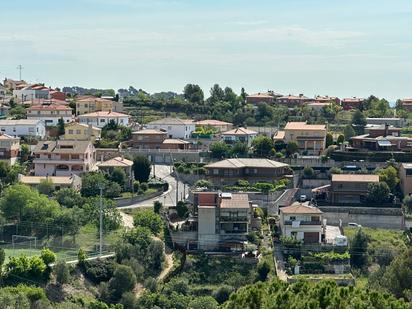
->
71, 154, 79, 160
76, 130, 81, 134
68, 130, 73, 134
12, 127, 16, 132
213, 169, 219, 175
289, 216, 296, 221
100, 119, 106, 123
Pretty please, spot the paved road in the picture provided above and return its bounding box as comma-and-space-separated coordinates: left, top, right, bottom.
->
118, 164, 187, 209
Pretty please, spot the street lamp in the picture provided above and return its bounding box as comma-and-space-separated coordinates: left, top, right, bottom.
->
98, 183, 105, 256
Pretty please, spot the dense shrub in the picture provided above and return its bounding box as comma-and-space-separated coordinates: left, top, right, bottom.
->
83, 258, 116, 284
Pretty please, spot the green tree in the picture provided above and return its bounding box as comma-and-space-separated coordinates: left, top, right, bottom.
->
337, 134, 345, 144
81, 172, 107, 197
367, 182, 390, 203
133, 155, 151, 183
303, 166, 315, 178
108, 265, 137, 301
54, 261, 70, 284
104, 181, 122, 198
252, 136, 274, 158
213, 285, 234, 304
37, 179, 54, 196
40, 248, 56, 265
343, 124, 356, 141
109, 167, 127, 189
57, 118, 65, 136
209, 141, 230, 159
350, 228, 369, 269
153, 200, 162, 214
257, 260, 271, 281
231, 142, 248, 157
380, 247, 412, 299
378, 166, 399, 193
351, 110, 366, 134
403, 195, 412, 213
189, 296, 219, 309
176, 201, 189, 218
183, 84, 204, 104
0, 248, 5, 270
0, 184, 60, 223
133, 209, 163, 235
286, 141, 299, 156
54, 188, 83, 208
325, 133, 333, 147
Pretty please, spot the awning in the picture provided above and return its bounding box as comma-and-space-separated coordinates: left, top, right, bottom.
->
377, 140, 392, 147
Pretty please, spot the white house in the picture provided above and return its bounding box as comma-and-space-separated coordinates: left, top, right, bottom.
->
221, 127, 258, 147
78, 111, 130, 128
13, 84, 50, 102
146, 118, 195, 139
0, 119, 46, 138
27, 104, 73, 126
279, 202, 324, 244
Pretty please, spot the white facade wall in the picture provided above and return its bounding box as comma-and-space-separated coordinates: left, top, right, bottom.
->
198, 206, 218, 250
78, 116, 129, 128
27, 115, 73, 126
146, 123, 195, 139
280, 213, 322, 243
13, 89, 50, 101
0, 121, 46, 138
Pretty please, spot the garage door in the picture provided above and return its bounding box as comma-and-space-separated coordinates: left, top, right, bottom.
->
304, 232, 319, 244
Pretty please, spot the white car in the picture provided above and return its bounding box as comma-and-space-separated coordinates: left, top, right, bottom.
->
299, 195, 307, 202
347, 222, 362, 228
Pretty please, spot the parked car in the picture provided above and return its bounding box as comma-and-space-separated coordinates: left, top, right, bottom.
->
347, 222, 362, 228
299, 195, 307, 202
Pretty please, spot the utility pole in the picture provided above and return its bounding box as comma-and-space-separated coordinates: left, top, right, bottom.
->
17, 65, 23, 81
175, 178, 179, 206
98, 184, 104, 256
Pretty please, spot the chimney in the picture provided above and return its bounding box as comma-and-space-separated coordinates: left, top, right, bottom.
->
384, 123, 389, 137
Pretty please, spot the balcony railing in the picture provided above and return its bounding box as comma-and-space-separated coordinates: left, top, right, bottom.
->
220, 217, 249, 222
284, 220, 321, 225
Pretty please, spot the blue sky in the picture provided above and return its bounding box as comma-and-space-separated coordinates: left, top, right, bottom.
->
1, 0, 412, 100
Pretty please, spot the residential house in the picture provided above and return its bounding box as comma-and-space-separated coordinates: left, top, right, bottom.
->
146, 118, 195, 139
205, 158, 291, 185
307, 102, 331, 111
313, 95, 340, 105
0, 119, 46, 138
279, 202, 324, 244
27, 104, 73, 126
97, 156, 133, 188
366, 117, 403, 127
131, 129, 190, 150
13, 84, 51, 102
18, 174, 82, 191
341, 97, 365, 110
330, 174, 379, 204
76, 97, 114, 115
221, 127, 258, 146
49, 90, 66, 101
195, 119, 233, 132
399, 163, 412, 196
78, 111, 130, 128
0, 134, 20, 165
351, 124, 412, 151
64, 122, 101, 141
274, 122, 327, 155
33, 140, 96, 176
246, 91, 282, 105
276, 94, 311, 107
172, 192, 256, 251
398, 98, 412, 112
3, 78, 28, 91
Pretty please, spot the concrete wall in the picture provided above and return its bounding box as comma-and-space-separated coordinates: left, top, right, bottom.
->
319, 206, 403, 229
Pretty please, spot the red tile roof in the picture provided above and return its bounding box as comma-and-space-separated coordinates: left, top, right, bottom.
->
28, 104, 72, 111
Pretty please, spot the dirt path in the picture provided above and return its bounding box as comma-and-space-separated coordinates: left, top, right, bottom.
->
120, 211, 134, 229
158, 252, 173, 282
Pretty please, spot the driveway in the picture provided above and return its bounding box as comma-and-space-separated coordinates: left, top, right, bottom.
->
118, 164, 187, 209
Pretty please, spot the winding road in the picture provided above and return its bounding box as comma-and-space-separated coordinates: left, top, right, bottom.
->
118, 164, 187, 210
